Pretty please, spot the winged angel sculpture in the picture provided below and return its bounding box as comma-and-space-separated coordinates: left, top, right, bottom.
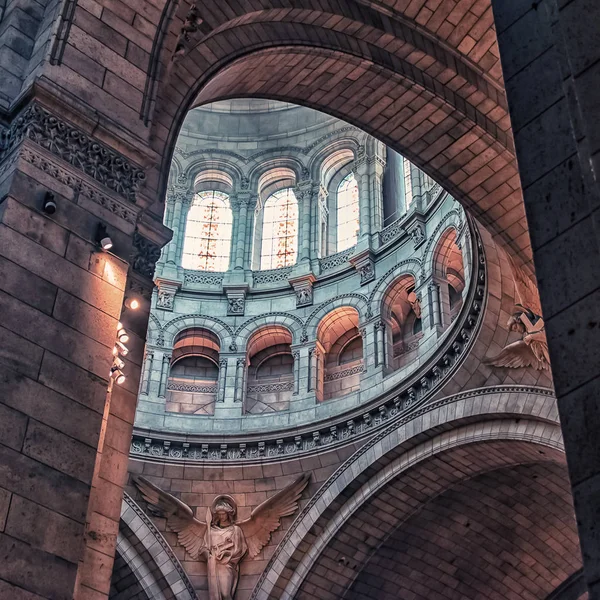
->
134, 474, 310, 600
484, 257, 550, 370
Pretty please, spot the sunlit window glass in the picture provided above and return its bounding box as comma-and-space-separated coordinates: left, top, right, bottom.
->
337, 173, 359, 251
260, 188, 298, 270
182, 191, 232, 271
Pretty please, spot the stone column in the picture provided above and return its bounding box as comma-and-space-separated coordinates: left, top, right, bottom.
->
309, 346, 318, 393
166, 187, 188, 265
370, 142, 386, 234
354, 153, 371, 239
217, 358, 227, 403
375, 321, 386, 368
428, 281, 442, 329
493, 5, 600, 593
234, 195, 251, 270
229, 193, 240, 271
296, 180, 313, 263
293, 350, 300, 395
234, 357, 246, 403
158, 353, 172, 398
0, 101, 170, 600
139, 350, 153, 395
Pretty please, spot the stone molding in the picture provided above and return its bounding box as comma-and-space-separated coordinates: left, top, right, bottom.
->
130, 230, 162, 280
252, 266, 293, 284
0, 103, 145, 202
247, 381, 294, 394
121, 494, 198, 600
324, 364, 364, 381
183, 270, 225, 286
167, 382, 218, 393
319, 247, 354, 271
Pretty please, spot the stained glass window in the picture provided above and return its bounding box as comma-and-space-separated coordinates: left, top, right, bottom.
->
182, 191, 232, 271
337, 173, 359, 251
260, 188, 298, 270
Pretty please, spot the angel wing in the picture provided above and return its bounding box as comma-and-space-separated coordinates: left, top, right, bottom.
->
239, 473, 310, 558
134, 476, 207, 558
508, 255, 543, 317
483, 339, 547, 370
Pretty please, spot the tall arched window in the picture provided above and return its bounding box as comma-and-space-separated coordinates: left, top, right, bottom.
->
337, 173, 359, 251
182, 191, 232, 271
260, 188, 298, 269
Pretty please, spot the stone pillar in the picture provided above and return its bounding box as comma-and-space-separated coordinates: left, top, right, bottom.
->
428, 281, 442, 329
0, 100, 170, 600
229, 193, 240, 271
217, 358, 227, 403
293, 350, 300, 395
158, 353, 172, 398
309, 346, 318, 394
234, 357, 246, 404
370, 143, 386, 234
139, 350, 153, 395
354, 152, 371, 239
375, 321, 386, 368
493, 4, 600, 593
166, 187, 187, 265
296, 181, 313, 263
234, 195, 251, 270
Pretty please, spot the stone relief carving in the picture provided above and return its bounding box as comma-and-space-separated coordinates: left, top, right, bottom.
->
173, 4, 202, 61
184, 271, 225, 286
1, 103, 145, 202
247, 382, 294, 394
320, 248, 353, 271
295, 287, 312, 307
134, 475, 309, 600
409, 223, 426, 248
167, 383, 218, 393
252, 267, 292, 285
484, 257, 550, 370
228, 297, 245, 315
407, 290, 422, 319
130, 231, 162, 280
157, 289, 175, 311
358, 261, 375, 285
324, 364, 364, 381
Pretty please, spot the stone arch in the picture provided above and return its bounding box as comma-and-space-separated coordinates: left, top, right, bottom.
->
181, 155, 245, 190
251, 386, 560, 599
147, 23, 527, 269
305, 294, 369, 340
147, 313, 163, 346
116, 493, 197, 600
161, 314, 234, 349
308, 136, 363, 184
422, 208, 464, 275
367, 259, 422, 316
247, 155, 305, 194
232, 312, 304, 351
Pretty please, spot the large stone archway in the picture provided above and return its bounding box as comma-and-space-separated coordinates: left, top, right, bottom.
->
0, 1, 599, 599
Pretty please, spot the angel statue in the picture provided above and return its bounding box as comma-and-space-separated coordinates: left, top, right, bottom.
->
134, 473, 310, 600
483, 257, 550, 370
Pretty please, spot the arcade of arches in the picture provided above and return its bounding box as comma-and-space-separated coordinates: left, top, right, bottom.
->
0, 2, 598, 600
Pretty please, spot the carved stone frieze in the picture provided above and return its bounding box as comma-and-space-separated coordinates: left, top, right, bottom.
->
1, 103, 145, 202
131, 231, 162, 280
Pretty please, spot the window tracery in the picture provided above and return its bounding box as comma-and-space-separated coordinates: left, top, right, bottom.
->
182, 191, 233, 271
336, 172, 360, 251
260, 188, 299, 270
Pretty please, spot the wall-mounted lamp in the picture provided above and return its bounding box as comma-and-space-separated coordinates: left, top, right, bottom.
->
110, 367, 126, 385
115, 341, 129, 356
124, 297, 140, 310
96, 223, 113, 251
42, 192, 57, 215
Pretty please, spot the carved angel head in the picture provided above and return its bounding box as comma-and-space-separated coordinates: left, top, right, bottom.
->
212, 495, 237, 525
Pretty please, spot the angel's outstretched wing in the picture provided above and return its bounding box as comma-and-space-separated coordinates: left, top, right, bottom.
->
509, 255, 542, 316
134, 476, 207, 558
483, 340, 546, 370
239, 473, 310, 558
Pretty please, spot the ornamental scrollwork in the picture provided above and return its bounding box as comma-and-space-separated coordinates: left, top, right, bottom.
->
130, 231, 162, 280
1, 103, 145, 202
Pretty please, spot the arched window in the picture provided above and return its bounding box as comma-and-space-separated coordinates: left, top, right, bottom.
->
260, 188, 298, 269
337, 173, 359, 251
182, 191, 232, 271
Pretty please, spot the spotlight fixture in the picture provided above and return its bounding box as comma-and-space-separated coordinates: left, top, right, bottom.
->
113, 357, 125, 370
124, 297, 140, 310
110, 367, 126, 385
117, 327, 129, 344
96, 223, 113, 251
115, 341, 129, 356
42, 191, 57, 215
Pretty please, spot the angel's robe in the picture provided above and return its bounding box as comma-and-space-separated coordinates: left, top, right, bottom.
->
203, 523, 248, 600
